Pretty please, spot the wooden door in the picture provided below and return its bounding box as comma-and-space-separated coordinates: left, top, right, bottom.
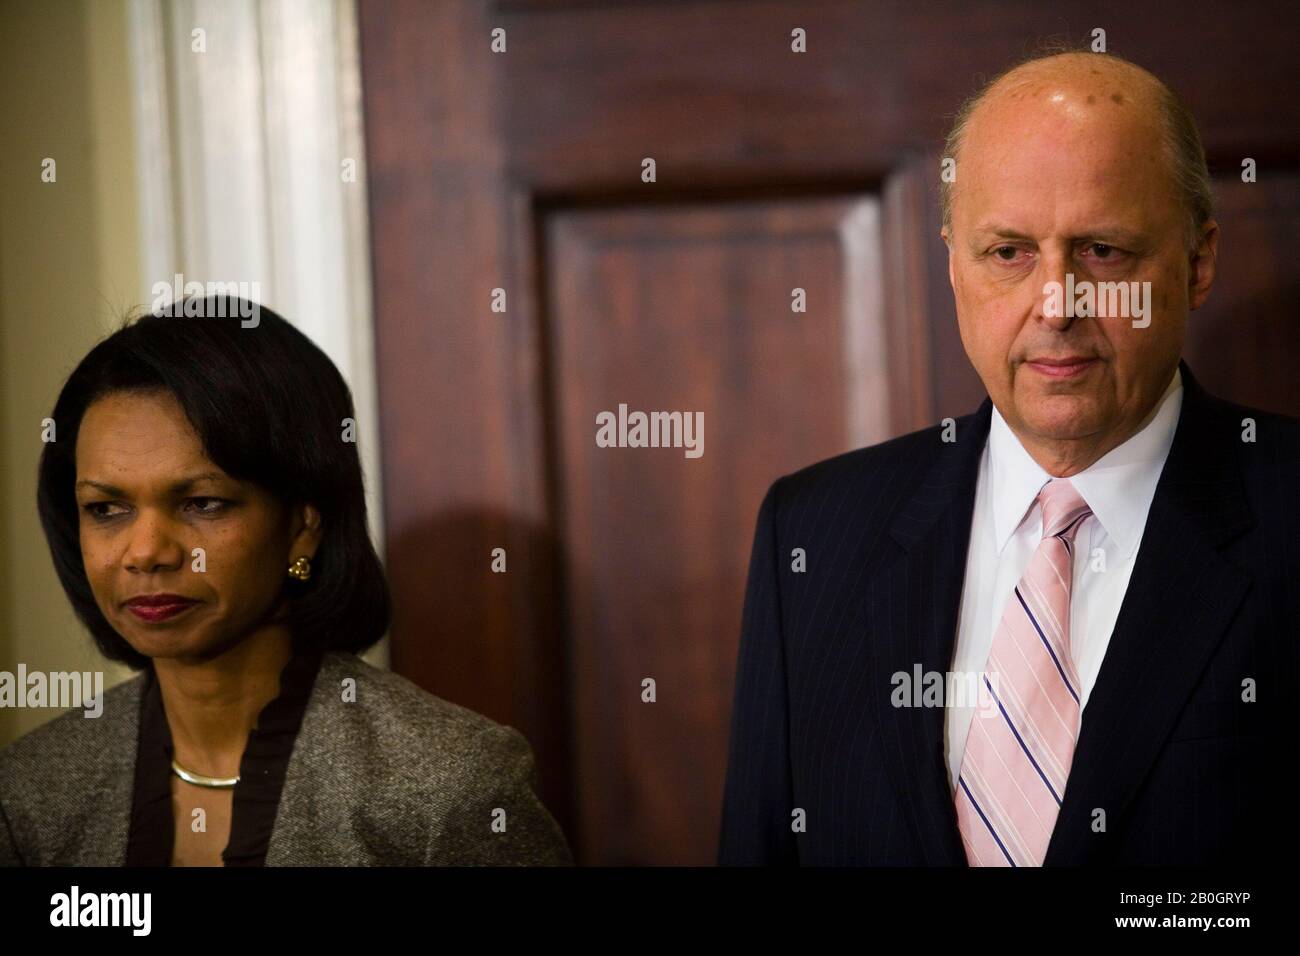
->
357, 0, 1300, 864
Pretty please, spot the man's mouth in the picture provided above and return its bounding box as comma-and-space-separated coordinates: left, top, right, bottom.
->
1025, 356, 1098, 379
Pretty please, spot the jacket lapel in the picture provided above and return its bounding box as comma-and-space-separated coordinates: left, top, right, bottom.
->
1043, 359, 1253, 864
861, 360, 1253, 866
863, 398, 992, 865
265, 652, 336, 866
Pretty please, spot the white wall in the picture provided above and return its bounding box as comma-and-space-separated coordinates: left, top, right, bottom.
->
0, 0, 141, 746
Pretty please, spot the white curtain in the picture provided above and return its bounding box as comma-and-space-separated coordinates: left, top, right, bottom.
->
127, 0, 386, 660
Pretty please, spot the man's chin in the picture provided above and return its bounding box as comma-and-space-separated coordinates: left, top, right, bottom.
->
1017, 395, 1104, 441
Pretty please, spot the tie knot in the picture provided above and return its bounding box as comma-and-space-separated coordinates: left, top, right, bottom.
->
1038, 478, 1091, 540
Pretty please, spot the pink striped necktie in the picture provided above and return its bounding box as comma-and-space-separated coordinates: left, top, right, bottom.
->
955, 477, 1092, 866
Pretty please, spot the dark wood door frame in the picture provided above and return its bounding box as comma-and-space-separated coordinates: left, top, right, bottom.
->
358, 0, 1300, 856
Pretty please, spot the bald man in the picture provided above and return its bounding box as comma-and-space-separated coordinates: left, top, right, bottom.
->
719, 51, 1297, 866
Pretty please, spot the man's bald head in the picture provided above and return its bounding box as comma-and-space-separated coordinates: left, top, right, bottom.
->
941, 50, 1213, 253
938, 46, 1220, 478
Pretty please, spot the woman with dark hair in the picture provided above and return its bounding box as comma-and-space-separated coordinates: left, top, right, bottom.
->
0, 296, 572, 866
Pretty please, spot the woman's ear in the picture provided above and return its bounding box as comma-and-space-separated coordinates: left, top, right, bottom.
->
289, 503, 324, 561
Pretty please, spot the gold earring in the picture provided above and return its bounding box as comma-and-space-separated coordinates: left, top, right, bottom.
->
287, 556, 312, 581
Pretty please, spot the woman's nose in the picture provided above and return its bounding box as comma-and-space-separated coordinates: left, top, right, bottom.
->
122, 511, 186, 573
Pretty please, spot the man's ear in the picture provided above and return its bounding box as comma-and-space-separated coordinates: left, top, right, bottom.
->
1188, 219, 1219, 311
941, 227, 956, 290
289, 503, 324, 562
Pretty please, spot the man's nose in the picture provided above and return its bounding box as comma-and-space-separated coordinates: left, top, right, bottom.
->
123, 511, 186, 574
1032, 248, 1079, 332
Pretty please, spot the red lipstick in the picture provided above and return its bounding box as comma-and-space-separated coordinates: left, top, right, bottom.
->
124, 593, 198, 623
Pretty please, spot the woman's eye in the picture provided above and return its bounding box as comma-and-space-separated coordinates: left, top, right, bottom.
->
82, 501, 127, 520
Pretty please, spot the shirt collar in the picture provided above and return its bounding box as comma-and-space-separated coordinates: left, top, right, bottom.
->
987, 363, 1184, 559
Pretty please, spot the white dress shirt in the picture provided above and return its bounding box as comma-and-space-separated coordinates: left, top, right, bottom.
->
944, 365, 1184, 792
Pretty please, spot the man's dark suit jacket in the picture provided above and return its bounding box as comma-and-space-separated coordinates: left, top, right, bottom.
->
719, 358, 1297, 865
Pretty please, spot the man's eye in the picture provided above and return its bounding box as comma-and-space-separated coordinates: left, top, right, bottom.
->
992, 246, 1021, 261
1086, 242, 1123, 259
185, 497, 228, 514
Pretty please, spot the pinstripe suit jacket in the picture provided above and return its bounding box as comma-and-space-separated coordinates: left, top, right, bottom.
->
0, 651, 572, 866
719, 358, 1298, 865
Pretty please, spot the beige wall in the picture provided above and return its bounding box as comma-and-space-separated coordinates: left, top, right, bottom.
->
0, 0, 141, 746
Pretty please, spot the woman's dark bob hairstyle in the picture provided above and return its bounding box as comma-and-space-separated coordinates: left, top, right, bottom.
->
37, 295, 390, 669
